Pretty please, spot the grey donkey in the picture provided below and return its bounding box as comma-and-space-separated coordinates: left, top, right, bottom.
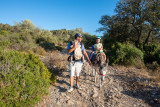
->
91, 52, 108, 88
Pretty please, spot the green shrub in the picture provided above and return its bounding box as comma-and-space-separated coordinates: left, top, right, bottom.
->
143, 44, 160, 65
55, 46, 63, 51
154, 48, 160, 65
146, 61, 160, 71
40, 42, 56, 51
0, 50, 55, 107
52, 36, 60, 45
82, 34, 96, 48
108, 42, 144, 66
0, 30, 9, 35
0, 41, 12, 48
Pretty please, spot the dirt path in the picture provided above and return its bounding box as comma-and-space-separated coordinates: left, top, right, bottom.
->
35, 49, 160, 107
35, 61, 160, 107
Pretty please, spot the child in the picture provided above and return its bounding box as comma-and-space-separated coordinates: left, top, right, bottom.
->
70, 40, 85, 62
90, 36, 106, 61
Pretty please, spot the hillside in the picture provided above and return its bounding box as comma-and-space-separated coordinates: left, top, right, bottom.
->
0, 20, 159, 107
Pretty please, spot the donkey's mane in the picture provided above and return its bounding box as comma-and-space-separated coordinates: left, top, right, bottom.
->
92, 53, 106, 69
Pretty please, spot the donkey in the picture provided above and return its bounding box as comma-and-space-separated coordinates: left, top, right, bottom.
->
91, 52, 108, 88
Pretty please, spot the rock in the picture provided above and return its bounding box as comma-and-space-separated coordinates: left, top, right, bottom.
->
56, 98, 60, 103
66, 100, 74, 105
92, 93, 98, 98
113, 87, 118, 91
92, 88, 98, 98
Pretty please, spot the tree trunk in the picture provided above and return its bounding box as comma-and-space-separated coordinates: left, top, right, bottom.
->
143, 30, 152, 46
131, 21, 142, 49
136, 34, 141, 48
135, 29, 142, 49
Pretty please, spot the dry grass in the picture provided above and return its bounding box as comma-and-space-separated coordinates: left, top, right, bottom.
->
41, 50, 69, 75
114, 65, 160, 88
33, 46, 46, 56
48, 51, 68, 69
149, 69, 160, 87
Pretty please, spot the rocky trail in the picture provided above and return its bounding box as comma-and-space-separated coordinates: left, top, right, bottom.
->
35, 50, 160, 107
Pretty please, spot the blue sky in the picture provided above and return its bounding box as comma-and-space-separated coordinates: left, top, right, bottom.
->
0, 0, 119, 36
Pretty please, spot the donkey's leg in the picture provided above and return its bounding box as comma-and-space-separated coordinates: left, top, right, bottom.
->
102, 75, 105, 81
94, 70, 97, 83
99, 75, 102, 88
92, 68, 97, 82
92, 68, 95, 76
100, 69, 105, 81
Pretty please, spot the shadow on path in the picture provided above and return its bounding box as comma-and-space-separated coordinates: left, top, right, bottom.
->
110, 73, 160, 107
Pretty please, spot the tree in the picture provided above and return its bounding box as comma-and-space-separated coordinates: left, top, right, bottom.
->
98, 0, 160, 49
21, 19, 36, 30
143, 0, 160, 45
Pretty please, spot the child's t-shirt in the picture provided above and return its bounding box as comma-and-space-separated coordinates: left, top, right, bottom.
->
94, 43, 103, 51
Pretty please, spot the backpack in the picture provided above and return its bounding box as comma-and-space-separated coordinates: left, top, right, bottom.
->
68, 41, 83, 61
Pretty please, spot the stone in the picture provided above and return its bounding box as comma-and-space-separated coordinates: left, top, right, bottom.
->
66, 100, 74, 105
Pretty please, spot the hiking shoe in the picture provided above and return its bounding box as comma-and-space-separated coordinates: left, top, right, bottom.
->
68, 86, 74, 92
75, 84, 81, 89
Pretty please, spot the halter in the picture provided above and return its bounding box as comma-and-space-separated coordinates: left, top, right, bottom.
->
98, 70, 105, 76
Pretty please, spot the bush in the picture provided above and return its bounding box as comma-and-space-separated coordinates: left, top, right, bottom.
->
0, 30, 9, 35
154, 48, 160, 65
40, 41, 56, 51
146, 61, 160, 71
143, 44, 160, 65
0, 50, 55, 107
55, 46, 63, 51
0, 41, 12, 49
82, 34, 96, 48
32, 46, 46, 56
108, 42, 144, 66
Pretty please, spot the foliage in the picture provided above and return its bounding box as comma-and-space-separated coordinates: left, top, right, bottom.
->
143, 44, 160, 65
0, 30, 10, 35
0, 41, 12, 48
108, 42, 144, 67
98, 0, 160, 68
0, 20, 95, 53
55, 46, 63, 51
154, 48, 160, 65
32, 46, 46, 56
82, 34, 97, 48
98, 0, 160, 49
0, 50, 55, 107
146, 61, 160, 72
